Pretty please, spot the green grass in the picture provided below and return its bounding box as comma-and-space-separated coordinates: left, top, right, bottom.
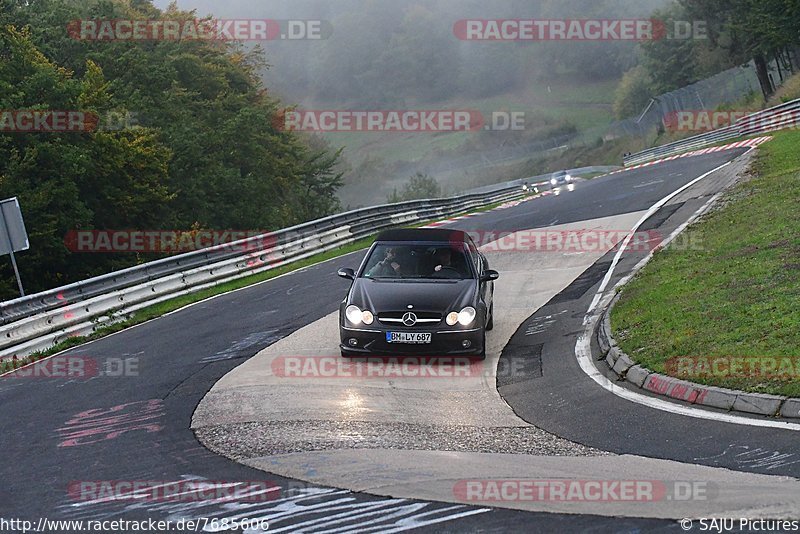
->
327, 78, 618, 168
611, 129, 800, 397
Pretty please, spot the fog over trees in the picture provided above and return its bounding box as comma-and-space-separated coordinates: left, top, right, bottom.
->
2, 0, 796, 296
156, 0, 672, 105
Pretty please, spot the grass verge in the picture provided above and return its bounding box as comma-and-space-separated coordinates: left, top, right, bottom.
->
611, 129, 800, 397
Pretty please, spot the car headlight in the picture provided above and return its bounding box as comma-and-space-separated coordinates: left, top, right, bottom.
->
551, 178, 558, 185
566, 174, 573, 182
346, 305, 363, 325
457, 306, 477, 326
446, 311, 459, 326
361, 310, 374, 325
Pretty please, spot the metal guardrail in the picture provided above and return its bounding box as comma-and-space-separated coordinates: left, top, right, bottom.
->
0, 184, 528, 359
624, 98, 800, 166
15, 90, 790, 360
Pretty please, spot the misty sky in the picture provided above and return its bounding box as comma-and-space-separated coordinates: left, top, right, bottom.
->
146, 0, 673, 205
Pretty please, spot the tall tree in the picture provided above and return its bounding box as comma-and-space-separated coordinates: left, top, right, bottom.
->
679, 0, 800, 99
0, 0, 343, 298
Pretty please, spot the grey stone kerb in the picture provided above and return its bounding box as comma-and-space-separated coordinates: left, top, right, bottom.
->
596, 293, 799, 419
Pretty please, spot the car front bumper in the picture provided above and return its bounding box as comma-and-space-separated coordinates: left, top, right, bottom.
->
340, 325, 484, 356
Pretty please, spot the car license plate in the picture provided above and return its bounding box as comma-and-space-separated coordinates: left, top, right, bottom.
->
387, 332, 432, 344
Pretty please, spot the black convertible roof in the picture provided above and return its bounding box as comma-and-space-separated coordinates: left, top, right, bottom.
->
375, 228, 471, 243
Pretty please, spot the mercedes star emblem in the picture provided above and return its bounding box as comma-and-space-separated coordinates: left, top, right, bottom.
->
402, 312, 417, 327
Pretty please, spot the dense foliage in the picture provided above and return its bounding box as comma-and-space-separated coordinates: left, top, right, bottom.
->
0, 0, 342, 298
387, 173, 441, 204
177, 0, 670, 106
615, 0, 800, 117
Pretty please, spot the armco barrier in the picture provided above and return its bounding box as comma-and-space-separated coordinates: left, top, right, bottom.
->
624, 98, 800, 166
0, 186, 525, 360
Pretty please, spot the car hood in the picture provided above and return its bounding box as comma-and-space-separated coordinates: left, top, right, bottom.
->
349, 278, 477, 314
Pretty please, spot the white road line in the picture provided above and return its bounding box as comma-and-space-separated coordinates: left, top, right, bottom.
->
577, 150, 800, 431
587, 159, 732, 315
576, 331, 800, 430
633, 179, 664, 188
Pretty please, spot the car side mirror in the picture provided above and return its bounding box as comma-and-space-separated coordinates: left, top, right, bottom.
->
337, 268, 355, 280
480, 270, 499, 283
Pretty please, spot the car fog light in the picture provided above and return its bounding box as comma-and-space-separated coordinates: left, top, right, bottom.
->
462, 340, 472, 348
348, 338, 358, 347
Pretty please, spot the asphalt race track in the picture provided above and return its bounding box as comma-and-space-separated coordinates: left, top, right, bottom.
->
2, 147, 796, 533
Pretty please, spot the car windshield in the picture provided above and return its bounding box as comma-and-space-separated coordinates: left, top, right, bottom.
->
361, 243, 474, 280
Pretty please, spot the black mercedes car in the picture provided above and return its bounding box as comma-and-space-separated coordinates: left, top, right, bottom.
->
337, 228, 499, 359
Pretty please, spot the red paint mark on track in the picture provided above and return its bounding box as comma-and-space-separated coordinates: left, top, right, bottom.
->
57, 399, 164, 447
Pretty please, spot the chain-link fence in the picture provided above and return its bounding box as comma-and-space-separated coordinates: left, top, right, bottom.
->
604, 58, 786, 140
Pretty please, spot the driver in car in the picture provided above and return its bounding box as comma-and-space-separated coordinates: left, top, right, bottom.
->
431, 248, 464, 278
432, 248, 455, 273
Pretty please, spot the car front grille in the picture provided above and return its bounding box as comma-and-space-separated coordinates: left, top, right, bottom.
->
378, 311, 442, 326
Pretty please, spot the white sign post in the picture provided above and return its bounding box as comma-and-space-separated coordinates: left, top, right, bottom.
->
0, 197, 30, 297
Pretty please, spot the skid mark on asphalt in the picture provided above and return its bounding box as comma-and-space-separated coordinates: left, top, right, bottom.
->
638, 202, 683, 231
695, 445, 800, 471
497, 344, 543, 387
200, 330, 286, 363
548, 261, 611, 305
494, 311, 574, 388
633, 179, 664, 188
57, 474, 488, 532
524, 311, 567, 336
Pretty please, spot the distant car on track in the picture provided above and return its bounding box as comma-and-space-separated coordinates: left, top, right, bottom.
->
337, 228, 499, 360
522, 181, 539, 194
550, 170, 573, 187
